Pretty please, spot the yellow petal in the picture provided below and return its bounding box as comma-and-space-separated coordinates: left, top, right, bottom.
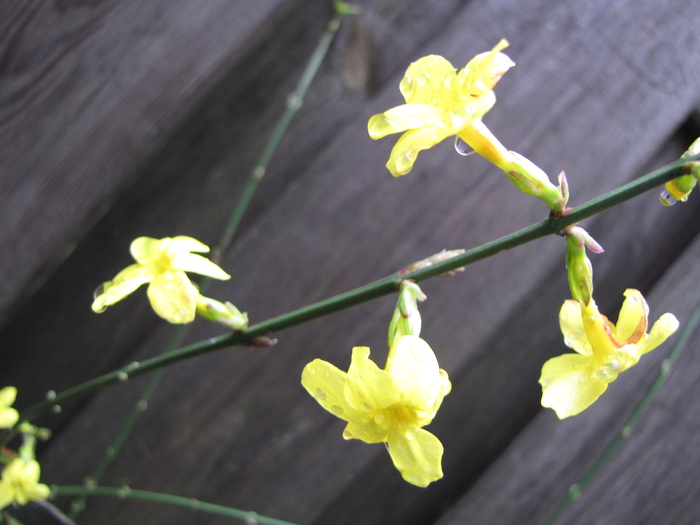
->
343, 419, 388, 444
386, 428, 444, 487
558, 300, 592, 355
0, 408, 18, 429
146, 271, 198, 323
614, 289, 649, 343
462, 39, 514, 96
169, 236, 211, 253
345, 347, 400, 411
637, 312, 679, 355
92, 264, 153, 312
130, 236, 161, 261
386, 126, 453, 176
399, 55, 457, 104
0, 488, 12, 511
0, 386, 16, 408
368, 104, 446, 139
301, 359, 361, 422
170, 252, 231, 280
0, 386, 18, 428
386, 336, 450, 412
581, 301, 619, 356
539, 353, 606, 418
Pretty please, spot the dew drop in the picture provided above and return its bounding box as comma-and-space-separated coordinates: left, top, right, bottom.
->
659, 190, 677, 206
315, 388, 327, 401
454, 136, 475, 156
330, 405, 345, 416
117, 371, 129, 382
374, 412, 386, 425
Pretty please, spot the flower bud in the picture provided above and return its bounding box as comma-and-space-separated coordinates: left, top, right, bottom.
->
506, 152, 567, 212
564, 227, 601, 306
660, 137, 700, 206
195, 295, 248, 331
387, 281, 426, 348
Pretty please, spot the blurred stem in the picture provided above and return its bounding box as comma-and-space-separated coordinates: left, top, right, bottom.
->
16, 153, 697, 422
542, 301, 700, 525
64, 9, 345, 520
218, 12, 343, 252
53, 485, 299, 525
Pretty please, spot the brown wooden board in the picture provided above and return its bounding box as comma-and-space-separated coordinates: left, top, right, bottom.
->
434, 210, 700, 525
1, 0, 699, 524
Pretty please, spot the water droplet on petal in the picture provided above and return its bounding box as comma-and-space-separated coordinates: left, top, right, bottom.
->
93, 284, 106, 301
331, 405, 345, 416
454, 136, 475, 156
315, 388, 327, 401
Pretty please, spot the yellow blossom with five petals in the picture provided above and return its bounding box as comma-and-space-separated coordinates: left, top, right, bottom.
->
301, 335, 451, 487
368, 39, 514, 176
540, 289, 679, 419
0, 387, 19, 429
0, 458, 50, 510
92, 236, 230, 324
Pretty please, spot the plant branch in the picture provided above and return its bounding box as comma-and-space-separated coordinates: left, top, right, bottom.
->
64, 9, 346, 520
18, 153, 698, 421
52, 485, 300, 525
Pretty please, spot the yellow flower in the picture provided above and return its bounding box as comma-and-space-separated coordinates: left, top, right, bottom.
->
0, 387, 19, 429
368, 39, 514, 176
540, 289, 679, 419
0, 458, 50, 510
92, 236, 230, 324
302, 335, 451, 487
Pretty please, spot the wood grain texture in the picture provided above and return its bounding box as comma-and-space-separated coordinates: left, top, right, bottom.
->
434, 180, 700, 525
1, 0, 699, 524
0, 0, 291, 324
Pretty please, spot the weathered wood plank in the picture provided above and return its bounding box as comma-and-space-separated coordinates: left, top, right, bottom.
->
0, 0, 474, 437
0, 0, 294, 325
1, 0, 700, 524
433, 190, 700, 525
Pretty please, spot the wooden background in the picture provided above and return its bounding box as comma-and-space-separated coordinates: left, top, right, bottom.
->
2, 0, 700, 523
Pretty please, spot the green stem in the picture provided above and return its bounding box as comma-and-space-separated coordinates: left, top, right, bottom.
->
63, 9, 345, 520
542, 301, 700, 525
52, 485, 299, 525
17, 153, 697, 421
218, 12, 342, 252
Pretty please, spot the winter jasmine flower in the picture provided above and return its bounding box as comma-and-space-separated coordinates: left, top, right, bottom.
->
302, 335, 451, 487
540, 289, 679, 418
92, 236, 230, 324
